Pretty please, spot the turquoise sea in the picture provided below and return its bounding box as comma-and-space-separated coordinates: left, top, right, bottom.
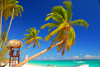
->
28, 60, 100, 67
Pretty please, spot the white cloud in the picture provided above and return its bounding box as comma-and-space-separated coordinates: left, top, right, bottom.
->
57, 53, 61, 55
65, 56, 80, 59
94, 56, 97, 58
43, 57, 47, 59
65, 57, 69, 59
80, 53, 83, 55
50, 57, 53, 59
73, 56, 79, 58
84, 55, 100, 59
84, 55, 93, 58
55, 58, 57, 59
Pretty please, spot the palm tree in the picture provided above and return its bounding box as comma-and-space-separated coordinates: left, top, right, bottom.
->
0, 32, 10, 64
0, 0, 24, 65
22, 27, 43, 52
0, 0, 10, 47
41, 1, 89, 56
15, 1, 89, 67
0, 0, 7, 65
3, 0, 24, 45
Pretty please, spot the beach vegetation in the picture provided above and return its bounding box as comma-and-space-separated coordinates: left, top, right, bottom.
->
15, 1, 89, 67
41, 1, 89, 55
21, 27, 43, 54
0, 0, 24, 65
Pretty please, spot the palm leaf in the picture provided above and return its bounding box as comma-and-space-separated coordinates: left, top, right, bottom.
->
22, 37, 30, 41
45, 22, 68, 41
67, 45, 71, 52
57, 40, 65, 52
67, 27, 75, 52
46, 12, 65, 23
26, 30, 33, 36
63, 1, 72, 21
57, 44, 63, 52
24, 38, 34, 45
52, 6, 66, 20
36, 30, 40, 36
24, 34, 32, 38
41, 23, 60, 31
62, 48, 65, 56
36, 40, 40, 49
30, 28, 36, 35
36, 37, 43, 41
70, 19, 89, 29
45, 16, 52, 21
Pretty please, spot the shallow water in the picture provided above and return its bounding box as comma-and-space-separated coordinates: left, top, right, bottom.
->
28, 60, 100, 67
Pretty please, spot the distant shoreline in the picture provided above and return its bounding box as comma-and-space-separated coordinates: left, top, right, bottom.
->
21, 59, 100, 61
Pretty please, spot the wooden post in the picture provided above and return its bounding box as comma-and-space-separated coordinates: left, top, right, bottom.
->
18, 48, 20, 63
9, 56, 11, 67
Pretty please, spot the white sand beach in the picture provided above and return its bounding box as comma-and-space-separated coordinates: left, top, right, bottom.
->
22, 64, 43, 67
2, 63, 43, 67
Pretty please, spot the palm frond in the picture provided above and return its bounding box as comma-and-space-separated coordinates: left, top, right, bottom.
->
26, 30, 33, 36
22, 37, 30, 41
67, 27, 75, 52
52, 6, 67, 20
24, 34, 32, 38
24, 38, 34, 45
70, 19, 89, 29
36, 30, 40, 36
30, 28, 36, 35
46, 12, 65, 23
45, 16, 52, 21
23, 27, 42, 49
16, 5, 24, 17
51, 30, 65, 45
45, 22, 68, 41
36, 40, 40, 49
57, 40, 65, 52
36, 37, 43, 41
57, 44, 63, 52
41, 23, 60, 31
63, 1, 72, 21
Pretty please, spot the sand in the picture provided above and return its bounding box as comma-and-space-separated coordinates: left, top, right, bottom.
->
2, 63, 43, 67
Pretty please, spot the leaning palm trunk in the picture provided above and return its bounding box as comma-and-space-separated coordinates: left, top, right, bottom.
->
0, 0, 3, 65
0, 8, 14, 64
14, 40, 64, 67
20, 44, 34, 54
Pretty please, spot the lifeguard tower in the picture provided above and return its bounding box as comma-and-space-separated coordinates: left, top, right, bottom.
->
7, 39, 23, 67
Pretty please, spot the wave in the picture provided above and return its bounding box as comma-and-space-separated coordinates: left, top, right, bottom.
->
73, 61, 85, 63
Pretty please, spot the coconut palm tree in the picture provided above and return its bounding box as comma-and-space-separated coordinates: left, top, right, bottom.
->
41, 1, 89, 55
0, 0, 7, 64
14, 1, 89, 67
0, 0, 24, 65
0, 0, 10, 47
22, 27, 43, 51
11, 27, 43, 63
0, 32, 10, 64
3, 0, 24, 44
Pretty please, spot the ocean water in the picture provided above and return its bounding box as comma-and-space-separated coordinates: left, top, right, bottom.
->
28, 60, 100, 67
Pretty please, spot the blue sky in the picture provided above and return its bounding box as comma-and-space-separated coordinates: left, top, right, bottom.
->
2, 0, 100, 61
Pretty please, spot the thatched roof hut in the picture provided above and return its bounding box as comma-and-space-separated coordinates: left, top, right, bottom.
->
7, 39, 23, 48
